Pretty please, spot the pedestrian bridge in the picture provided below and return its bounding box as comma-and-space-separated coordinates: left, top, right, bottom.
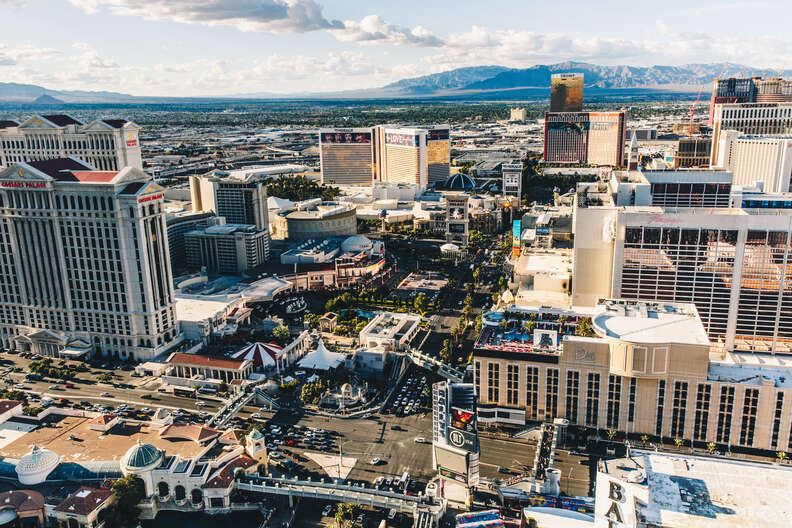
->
236, 475, 442, 517
402, 349, 465, 383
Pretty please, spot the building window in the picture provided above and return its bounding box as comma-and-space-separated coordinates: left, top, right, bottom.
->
585, 372, 600, 427
506, 364, 520, 406
545, 368, 559, 419
606, 375, 622, 430
627, 378, 637, 423
566, 370, 580, 424
771, 392, 784, 450
693, 384, 712, 441
671, 381, 689, 439
474, 361, 481, 396
526, 366, 539, 420
487, 362, 500, 403
655, 380, 666, 436
739, 388, 759, 446
716, 386, 735, 443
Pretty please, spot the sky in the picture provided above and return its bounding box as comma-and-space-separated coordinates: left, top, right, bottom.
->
1, 0, 792, 97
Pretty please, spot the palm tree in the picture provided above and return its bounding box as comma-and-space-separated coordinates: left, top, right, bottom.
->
777, 451, 788, 464
640, 435, 649, 445
606, 429, 616, 441
673, 437, 684, 449
706, 442, 716, 455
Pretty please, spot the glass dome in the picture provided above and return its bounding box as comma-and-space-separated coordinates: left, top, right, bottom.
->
444, 173, 476, 191
122, 440, 162, 469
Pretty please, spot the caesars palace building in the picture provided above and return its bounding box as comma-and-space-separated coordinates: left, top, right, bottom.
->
0, 157, 180, 361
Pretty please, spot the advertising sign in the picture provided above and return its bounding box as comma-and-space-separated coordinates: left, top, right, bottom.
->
126, 139, 138, 147
449, 207, 465, 220
427, 128, 450, 141
536, 227, 550, 235
320, 131, 371, 144
385, 133, 419, 147
512, 220, 521, 257
447, 406, 477, 452
439, 466, 467, 484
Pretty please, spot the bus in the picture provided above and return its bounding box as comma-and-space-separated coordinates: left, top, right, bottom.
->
398, 471, 409, 491
197, 386, 217, 395
173, 387, 196, 398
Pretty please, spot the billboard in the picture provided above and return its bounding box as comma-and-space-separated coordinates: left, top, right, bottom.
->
321, 131, 371, 144
385, 132, 419, 147
427, 128, 450, 141
447, 406, 478, 452
512, 220, 521, 257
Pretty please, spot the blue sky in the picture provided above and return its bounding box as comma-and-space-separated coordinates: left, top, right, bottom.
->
1, 0, 791, 96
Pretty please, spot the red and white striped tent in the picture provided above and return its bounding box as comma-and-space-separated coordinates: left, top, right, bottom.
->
231, 342, 283, 372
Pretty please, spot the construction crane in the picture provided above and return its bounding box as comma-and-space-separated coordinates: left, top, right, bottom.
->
688, 85, 705, 136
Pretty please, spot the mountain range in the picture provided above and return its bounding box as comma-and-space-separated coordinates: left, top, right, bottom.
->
1, 62, 790, 103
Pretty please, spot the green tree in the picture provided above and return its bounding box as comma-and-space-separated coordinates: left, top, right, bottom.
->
706, 442, 717, 454
334, 503, 360, 528
777, 451, 788, 463
472, 267, 481, 285
673, 437, 684, 449
106, 474, 145, 527
272, 325, 291, 345
576, 317, 595, 337
217, 381, 228, 394
304, 313, 321, 328
606, 429, 617, 441
414, 293, 428, 313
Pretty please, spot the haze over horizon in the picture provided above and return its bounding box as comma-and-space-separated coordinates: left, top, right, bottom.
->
2, 0, 792, 97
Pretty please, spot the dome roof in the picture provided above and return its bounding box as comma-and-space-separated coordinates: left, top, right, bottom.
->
16, 445, 60, 485
440, 243, 460, 252
341, 235, 373, 253
122, 440, 162, 470
444, 173, 475, 190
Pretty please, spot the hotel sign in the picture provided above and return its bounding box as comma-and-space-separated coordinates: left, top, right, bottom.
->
1, 181, 46, 189
138, 193, 163, 204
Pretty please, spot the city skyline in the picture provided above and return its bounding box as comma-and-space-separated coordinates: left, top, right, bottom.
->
1, 0, 792, 96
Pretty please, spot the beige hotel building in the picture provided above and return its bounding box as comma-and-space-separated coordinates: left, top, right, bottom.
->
474, 299, 792, 452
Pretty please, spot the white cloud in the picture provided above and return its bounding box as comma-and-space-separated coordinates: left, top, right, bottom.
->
420, 25, 792, 71
331, 15, 442, 47
68, 0, 343, 32
0, 44, 61, 66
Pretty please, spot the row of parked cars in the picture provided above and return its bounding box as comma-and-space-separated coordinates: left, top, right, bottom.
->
384, 374, 429, 416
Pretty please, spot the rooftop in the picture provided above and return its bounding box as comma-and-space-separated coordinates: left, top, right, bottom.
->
42, 114, 83, 127
54, 487, 113, 516
707, 351, 792, 388
1, 416, 206, 463
592, 299, 710, 346
0, 399, 22, 414
26, 157, 95, 179
601, 450, 792, 528
167, 352, 249, 371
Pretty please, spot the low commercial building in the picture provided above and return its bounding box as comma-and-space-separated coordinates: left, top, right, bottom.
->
0, 490, 46, 528
165, 353, 253, 384
185, 222, 270, 274
359, 312, 421, 351
474, 298, 792, 453
54, 487, 114, 528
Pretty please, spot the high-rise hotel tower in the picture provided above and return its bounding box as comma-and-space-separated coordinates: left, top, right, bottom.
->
0, 157, 179, 361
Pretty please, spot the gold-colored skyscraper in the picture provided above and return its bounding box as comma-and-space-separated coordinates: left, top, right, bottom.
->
550, 73, 583, 112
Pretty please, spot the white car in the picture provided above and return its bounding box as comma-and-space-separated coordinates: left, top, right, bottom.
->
100, 392, 112, 397
414, 437, 427, 443
370, 457, 381, 465
196, 401, 207, 407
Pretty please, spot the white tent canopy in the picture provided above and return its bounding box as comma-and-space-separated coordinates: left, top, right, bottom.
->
297, 340, 346, 371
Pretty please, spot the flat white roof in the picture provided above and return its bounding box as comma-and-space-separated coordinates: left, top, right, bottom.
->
708, 351, 792, 388
515, 251, 571, 278
592, 299, 709, 346
643, 452, 792, 527
175, 296, 237, 322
